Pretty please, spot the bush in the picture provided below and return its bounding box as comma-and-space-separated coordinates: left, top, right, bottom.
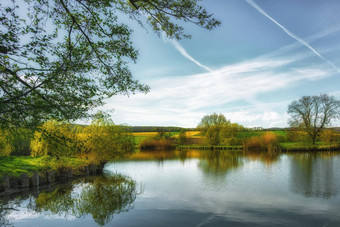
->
261, 132, 279, 152
222, 137, 242, 146
244, 132, 278, 152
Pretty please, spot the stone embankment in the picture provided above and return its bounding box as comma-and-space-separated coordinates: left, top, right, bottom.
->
0, 163, 105, 195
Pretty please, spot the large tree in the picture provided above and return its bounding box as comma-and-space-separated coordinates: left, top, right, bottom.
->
0, 0, 220, 129
287, 94, 340, 145
197, 113, 229, 145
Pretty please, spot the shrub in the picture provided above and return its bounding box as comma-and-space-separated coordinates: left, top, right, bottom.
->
222, 137, 242, 146
244, 132, 278, 152
244, 137, 262, 151
261, 132, 279, 152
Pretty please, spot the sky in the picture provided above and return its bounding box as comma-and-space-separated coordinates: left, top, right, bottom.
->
92, 0, 340, 128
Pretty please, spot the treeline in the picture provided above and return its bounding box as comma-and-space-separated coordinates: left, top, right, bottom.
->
126, 126, 185, 132
195, 113, 340, 152
0, 112, 135, 164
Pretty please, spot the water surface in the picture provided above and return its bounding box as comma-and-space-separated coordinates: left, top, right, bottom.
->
1, 150, 340, 226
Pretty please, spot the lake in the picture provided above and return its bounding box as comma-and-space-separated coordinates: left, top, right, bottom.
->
1, 150, 340, 226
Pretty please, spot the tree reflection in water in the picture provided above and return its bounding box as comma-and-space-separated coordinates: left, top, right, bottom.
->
245, 151, 280, 166
289, 152, 338, 199
198, 150, 244, 177
34, 175, 138, 225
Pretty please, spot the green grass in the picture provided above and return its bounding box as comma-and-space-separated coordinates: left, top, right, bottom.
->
279, 142, 339, 149
0, 156, 88, 180
169, 132, 180, 136
271, 130, 288, 137
134, 136, 148, 145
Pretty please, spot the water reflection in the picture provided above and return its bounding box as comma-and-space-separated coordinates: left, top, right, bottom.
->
128, 149, 201, 163
1, 151, 340, 226
245, 151, 280, 166
0, 174, 139, 226
289, 152, 338, 198
198, 150, 244, 177
130, 150, 280, 176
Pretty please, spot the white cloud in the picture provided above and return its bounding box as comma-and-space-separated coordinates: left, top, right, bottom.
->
95, 48, 332, 128
80, 24, 340, 128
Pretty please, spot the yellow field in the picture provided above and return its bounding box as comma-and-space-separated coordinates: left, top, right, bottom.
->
131, 132, 158, 137
172, 131, 202, 138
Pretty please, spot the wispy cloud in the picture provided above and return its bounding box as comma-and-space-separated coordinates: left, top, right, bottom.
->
97, 46, 332, 127
162, 32, 212, 71
246, 0, 340, 74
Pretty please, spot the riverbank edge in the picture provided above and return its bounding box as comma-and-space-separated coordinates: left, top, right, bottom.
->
176, 144, 340, 152
0, 162, 106, 195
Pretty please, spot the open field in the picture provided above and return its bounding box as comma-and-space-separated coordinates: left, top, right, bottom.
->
132, 131, 182, 145
171, 131, 202, 138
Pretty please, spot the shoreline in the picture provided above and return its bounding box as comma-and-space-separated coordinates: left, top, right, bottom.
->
0, 163, 105, 195
176, 144, 340, 152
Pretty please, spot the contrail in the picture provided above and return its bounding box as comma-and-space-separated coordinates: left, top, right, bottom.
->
246, 0, 340, 74
170, 40, 213, 72
161, 31, 212, 72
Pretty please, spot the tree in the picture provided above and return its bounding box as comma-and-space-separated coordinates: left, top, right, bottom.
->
197, 113, 230, 145
220, 122, 245, 145
30, 120, 77, 158
177, 129, 187, 145
0, 0, 220, 129
81, 111, 135, 163
0, 130, 13, 156
287, 94, 340, 145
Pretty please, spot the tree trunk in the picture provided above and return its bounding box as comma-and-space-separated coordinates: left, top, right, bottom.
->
312, 135, 316, 145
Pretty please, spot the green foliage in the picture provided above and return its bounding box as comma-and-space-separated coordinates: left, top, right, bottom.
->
0, 0, 220, 129
29, 113, 135, 163
81, 113, 135, 163
30, 120, 77, 158
220, 123, 245, 146
197, 113, 230, 145
0, 130, 13, 156
8, 128, 33, 156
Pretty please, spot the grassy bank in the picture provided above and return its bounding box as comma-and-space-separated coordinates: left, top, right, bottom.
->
279, 142, 340, 151
0, 156, 89, 180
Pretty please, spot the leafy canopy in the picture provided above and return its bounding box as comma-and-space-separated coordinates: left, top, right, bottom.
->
197, 113, 230, 145
0, 0, 220, 129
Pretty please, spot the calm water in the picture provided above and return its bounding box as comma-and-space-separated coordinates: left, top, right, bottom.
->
1, 150, 340, 226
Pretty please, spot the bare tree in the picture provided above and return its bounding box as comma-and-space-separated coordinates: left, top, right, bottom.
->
287, 94, 340, 145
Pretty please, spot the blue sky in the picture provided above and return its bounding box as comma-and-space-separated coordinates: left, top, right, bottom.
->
95, 0, 340, 128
